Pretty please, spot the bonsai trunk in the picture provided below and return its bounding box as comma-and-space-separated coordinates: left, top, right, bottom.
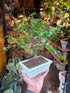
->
34, 50, 37, 57
33, 46, 38, 58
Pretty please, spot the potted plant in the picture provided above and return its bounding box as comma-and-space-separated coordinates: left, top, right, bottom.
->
60, 39, 68, 49
4, 13, 63, 78
0, 57, 23, 93
58, 56, 66, 63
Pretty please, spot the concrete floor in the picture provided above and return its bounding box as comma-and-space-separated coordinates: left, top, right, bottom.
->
22, 50, 60, 93
40, 63, 59, 93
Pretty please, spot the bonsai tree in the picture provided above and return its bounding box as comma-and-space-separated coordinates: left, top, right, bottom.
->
4, 13, 63, 57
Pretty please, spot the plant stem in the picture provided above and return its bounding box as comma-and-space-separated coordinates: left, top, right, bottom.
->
34, 51, 37, 57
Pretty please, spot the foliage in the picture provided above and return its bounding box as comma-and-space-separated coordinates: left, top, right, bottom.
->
59, 56, 66, 61
40, 0, 57, 7
55, 2, 70, 44
40, 0, 55, 19
4, 13, 63, 55
43, 7, 54, 19
62, 27, 70, 42
0, 57, 23, 93
56, 13, 70, 43
59, 0, 70, 9
52, 26, 70, 44
3, 88, 13, 93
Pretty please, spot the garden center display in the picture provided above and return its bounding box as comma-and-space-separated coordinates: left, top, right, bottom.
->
0, 0, 70, 93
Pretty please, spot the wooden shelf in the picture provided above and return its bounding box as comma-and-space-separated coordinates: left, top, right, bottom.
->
50, 41, 70, 52
46, 47, 68, 65
46, 40, 69, 65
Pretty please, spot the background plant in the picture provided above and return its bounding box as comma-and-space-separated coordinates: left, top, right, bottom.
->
0, 57, 23, 93
40, 0, 55, 20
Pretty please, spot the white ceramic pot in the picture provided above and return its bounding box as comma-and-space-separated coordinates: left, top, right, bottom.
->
56, 63, 62, 71
61, 40, 68, 49
59, 71, 66, 83
19, 56, 52, 78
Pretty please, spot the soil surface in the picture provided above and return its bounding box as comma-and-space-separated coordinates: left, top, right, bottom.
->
23, 57, 48, 68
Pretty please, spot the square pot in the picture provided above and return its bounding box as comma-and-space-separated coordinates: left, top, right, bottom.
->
19, 56, 52, 78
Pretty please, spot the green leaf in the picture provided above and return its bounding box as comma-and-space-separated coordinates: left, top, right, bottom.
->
16, 86, 21, 93
13, 28, 17, 31
11, 69, 18, 75
16, 63, 21, 72
46, 34, 51, 37
40, 32, 44, 36
53, 49, 57, 55
49, 31, 52, 35
8, 37, 15, 42
34, 36, 37, 40
48, 45, 53, 52
16, 40, 21, 45
41, 38, 47, 43
8, 59, 13, 63
6, 63, 15, 71
23, 46, 28, 49
3, 47, 8, 51
8, 82, 17, 92
20, 45, 24, 48
61, 30, 63, 33
13, 82, 19, 93
54, 51, 57, 55
13, 45, 16, 47
14, 57, 20, 66
7, 45, 10, 49
5, 74, 14, 86
30, 13, 36, 17
10, 70, 18, 77
45, 41, 50, 48
3, 88, 13, 93
4, 35, 9, 38
30, 49, 33, 54
29, 43, 33, 46
51, 28, 54, 32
